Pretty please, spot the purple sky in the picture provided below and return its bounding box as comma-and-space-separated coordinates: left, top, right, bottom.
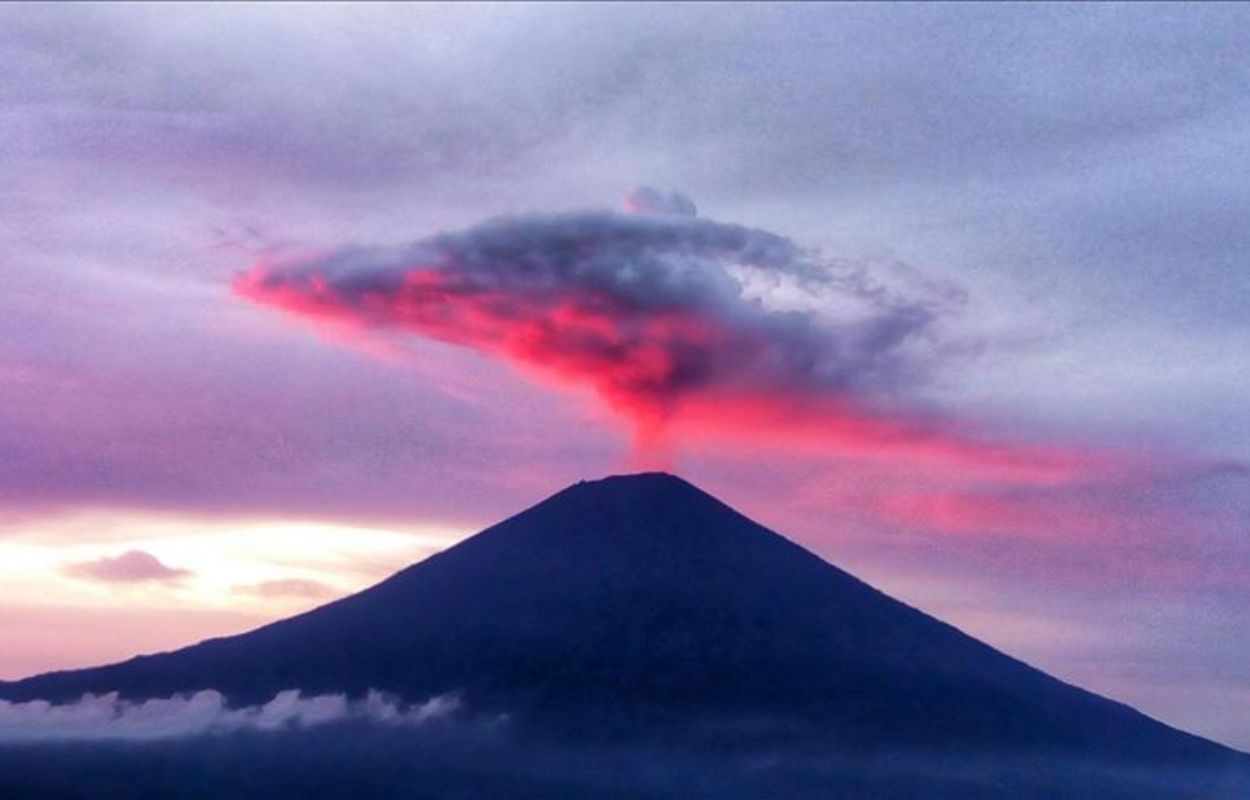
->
2, 4, 1249, 749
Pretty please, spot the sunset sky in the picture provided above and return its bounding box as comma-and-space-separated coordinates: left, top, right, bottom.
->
2, 4, 1249, 749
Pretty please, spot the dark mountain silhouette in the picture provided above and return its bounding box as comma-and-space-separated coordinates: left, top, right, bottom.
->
1, 473, 1243, 764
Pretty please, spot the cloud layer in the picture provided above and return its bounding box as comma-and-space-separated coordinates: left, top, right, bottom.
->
0, 689, 459, 742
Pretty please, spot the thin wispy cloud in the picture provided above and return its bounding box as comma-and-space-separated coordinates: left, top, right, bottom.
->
235, 578, 336, 599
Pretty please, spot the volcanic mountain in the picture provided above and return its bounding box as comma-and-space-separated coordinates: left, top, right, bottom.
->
1, 473, 1241, 763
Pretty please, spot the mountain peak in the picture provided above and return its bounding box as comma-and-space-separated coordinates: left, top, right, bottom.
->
561, 471, 707, 499
488, 470, 771, 557
1, 473, 1240, 763
556, 471, 724, 510
576, 471, 687, 484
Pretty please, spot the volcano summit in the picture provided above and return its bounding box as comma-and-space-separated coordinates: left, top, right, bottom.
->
1, 474, 1246, 798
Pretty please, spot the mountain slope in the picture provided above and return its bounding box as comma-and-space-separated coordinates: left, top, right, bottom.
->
1, 473, 1240, 761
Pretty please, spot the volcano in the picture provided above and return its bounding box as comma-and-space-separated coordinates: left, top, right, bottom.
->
0, 473, 1242, 764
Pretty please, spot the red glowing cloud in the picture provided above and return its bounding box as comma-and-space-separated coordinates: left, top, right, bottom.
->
237, 263, 748, 444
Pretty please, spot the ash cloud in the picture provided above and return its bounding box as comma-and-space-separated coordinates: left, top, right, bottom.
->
237, 191, 962, 460
0, 689, 459, 742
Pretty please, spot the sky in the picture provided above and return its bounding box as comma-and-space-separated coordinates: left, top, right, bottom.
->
1, 2, 1249, 749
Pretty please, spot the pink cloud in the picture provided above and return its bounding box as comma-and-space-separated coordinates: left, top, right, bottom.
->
63, 550, 191, 585
235, 578, 335, 599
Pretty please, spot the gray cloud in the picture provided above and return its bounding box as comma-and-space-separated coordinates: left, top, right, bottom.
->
7, 4, 1243, 205
0, 689, 459, 742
